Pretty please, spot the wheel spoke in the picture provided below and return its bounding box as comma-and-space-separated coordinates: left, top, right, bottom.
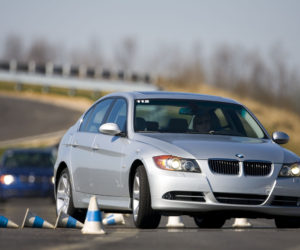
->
56, 173, 71, 214
62, 177, 68, 190
57, 190, 67, 200
134, 175, 140, 189
133, 172, 140, 221
133, 190, 139, 200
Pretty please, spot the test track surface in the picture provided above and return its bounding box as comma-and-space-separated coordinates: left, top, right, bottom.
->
0, 95, 82, 141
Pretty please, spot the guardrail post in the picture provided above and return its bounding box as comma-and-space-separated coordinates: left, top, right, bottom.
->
63, 64, 70, 77
15, 82, 23, 91
9, 60, 17, 73
46, 62, 53, 76
28, 61, 36, 74
79, 65, 86, 78
68, 88, 76, 96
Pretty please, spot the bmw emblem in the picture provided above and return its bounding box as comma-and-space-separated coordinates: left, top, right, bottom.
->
235, 154, 244, 159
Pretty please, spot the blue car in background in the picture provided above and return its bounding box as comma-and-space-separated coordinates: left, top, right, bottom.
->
0, 148, 56, 200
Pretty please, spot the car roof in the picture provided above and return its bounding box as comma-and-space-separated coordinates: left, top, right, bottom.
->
104, 91, 240, 104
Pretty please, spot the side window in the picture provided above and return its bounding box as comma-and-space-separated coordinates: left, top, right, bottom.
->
106, 99, 127, 132
84, 99, 113, 133
79, 107, 95, 132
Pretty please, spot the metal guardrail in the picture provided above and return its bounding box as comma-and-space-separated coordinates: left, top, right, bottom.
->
0, 60, 158, 92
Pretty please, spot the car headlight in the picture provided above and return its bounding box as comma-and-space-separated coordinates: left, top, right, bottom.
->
279, 163, 300, 177
153, 155, 201, 173
51, 176, 55, 184
0, 175, 15, 185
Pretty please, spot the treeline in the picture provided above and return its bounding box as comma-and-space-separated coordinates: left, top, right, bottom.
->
2, 34, 300, 113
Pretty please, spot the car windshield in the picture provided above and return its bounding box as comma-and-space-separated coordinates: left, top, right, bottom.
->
134, 99, 267, 139
2, 151, 55, 169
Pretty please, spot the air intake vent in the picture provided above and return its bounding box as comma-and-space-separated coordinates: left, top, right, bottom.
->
208, 159, 239, 175
244, 161, 272, 176
271, 196, 300, 207
214, 192, 267, 205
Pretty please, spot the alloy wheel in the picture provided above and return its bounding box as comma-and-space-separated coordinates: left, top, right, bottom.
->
56, 172, 71, 214
133, 172, 140, 222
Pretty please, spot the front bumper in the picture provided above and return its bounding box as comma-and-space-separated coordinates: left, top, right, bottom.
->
0, 183, 54, 199
147, 161, 300, 217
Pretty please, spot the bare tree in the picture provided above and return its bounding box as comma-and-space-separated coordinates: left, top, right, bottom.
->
114, 37, 137, 72
3, 34, 24, 61
26, 38, 56, 63
70, 38, 104, 67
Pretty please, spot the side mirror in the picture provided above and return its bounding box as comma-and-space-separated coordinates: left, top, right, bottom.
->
272, 131, 289, 144
99, 123, 121, 136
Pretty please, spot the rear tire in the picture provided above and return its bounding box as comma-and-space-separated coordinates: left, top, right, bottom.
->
275, 217, 300, 228
56, 168, 86, 223
194, 215, 226, 228
132, 165, 161, 229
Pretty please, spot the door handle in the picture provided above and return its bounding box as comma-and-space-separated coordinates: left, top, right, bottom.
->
72, 141, 79, 147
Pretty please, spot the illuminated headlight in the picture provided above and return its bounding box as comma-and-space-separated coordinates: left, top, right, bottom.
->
51, 176, 55, 184
153, 155, 201, 173
0, 175, 15, 185
279, 163, 300, 177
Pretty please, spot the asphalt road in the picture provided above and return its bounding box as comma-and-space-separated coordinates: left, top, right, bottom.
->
0, 95, 82, 141
1, 198, 300, 250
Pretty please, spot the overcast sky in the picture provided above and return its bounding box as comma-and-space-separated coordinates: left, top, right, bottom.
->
0, 0, 299, 70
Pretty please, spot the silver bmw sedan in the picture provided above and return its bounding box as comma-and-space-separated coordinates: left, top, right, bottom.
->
54, 91, 300, 228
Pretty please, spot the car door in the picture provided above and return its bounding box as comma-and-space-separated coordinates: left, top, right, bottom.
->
70, 98, 114, 194
89, 98, 128, 196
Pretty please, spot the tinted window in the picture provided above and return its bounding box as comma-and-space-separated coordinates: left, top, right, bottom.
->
134, 99, 266, 139
106, 99, 127, 132
79, 106, 95, 132
84, 99, 113, 133
3, 152, 54, 169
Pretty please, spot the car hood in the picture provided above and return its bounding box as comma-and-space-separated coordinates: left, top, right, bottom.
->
0, 167, 53, 176
135, 133, 299, 164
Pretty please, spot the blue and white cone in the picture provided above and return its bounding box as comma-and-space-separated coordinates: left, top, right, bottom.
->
81, 196, 106, 234
232, 218, 252, 228
0, 215, 19, 228
166, 216, 185, 228
55, 211, 84, 229
22, 208, 54, 229
103, 213, 125, 226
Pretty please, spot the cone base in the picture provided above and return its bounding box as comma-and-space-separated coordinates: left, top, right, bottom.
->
81, 228, 106, 234
232, 218, 252, 228
166, 216, 185, 228
166, 223, 184, 228
7, 221, 19, 228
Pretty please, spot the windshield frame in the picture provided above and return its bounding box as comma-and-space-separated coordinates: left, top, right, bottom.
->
133, 98, 270, 139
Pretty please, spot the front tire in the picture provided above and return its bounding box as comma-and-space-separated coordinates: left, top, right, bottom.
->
132, 165, 161, 229
194, 215, 226, 228
56, 168, 86, 222
275, 217, 300, 228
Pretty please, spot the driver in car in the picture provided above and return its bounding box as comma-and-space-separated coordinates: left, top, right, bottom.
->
193, 112, 212, 133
